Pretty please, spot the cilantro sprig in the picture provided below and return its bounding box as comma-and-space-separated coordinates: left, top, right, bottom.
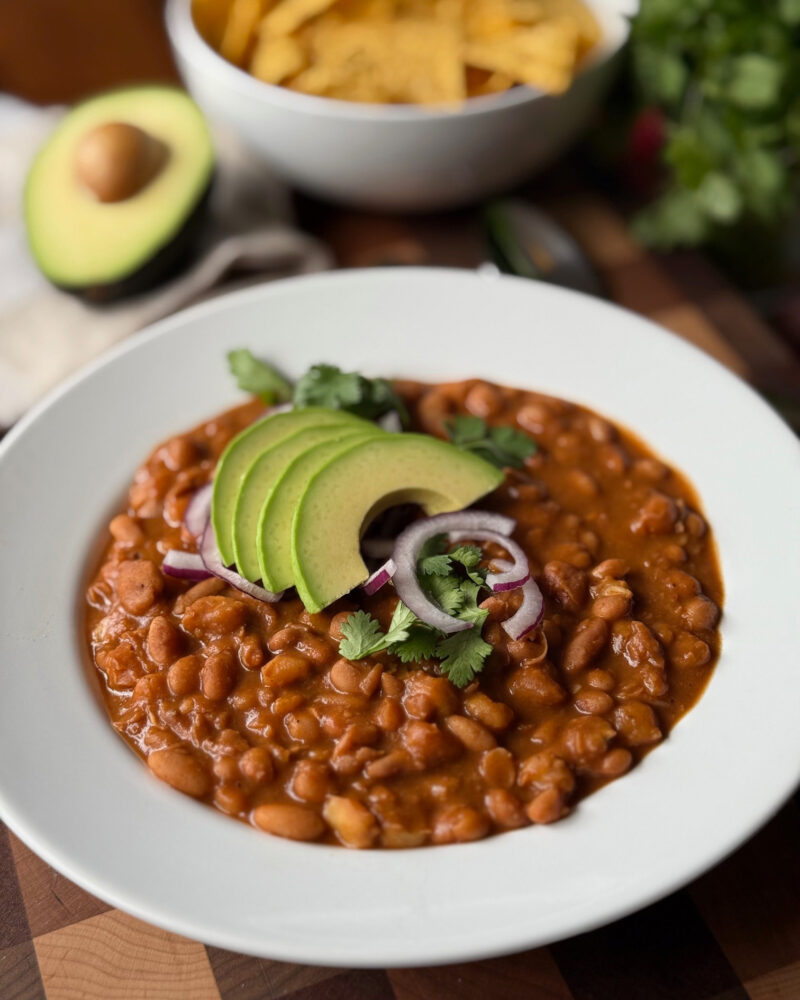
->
627, 0, 800, 251
293, 364, 409, 426
227, 353, 408, 426
227, 350, 293, 405
445, 415, 536, 470
338, 538, 494, 688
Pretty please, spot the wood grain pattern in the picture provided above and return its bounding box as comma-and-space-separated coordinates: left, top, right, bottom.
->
691, 803, 800, 984
0, 941, 45, 1000
746, 960, 800, 1000
206, 947, 338, 1000
33, 910, 220, 1000
389, 947, 572, 1000
9, 832, 110, 939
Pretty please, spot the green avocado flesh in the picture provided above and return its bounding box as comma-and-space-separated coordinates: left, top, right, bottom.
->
213, 408, 373, 567
291, 435, 504, 613
232, 423, 381, 581
25, 86, 213, 293
256, 431, 381, 592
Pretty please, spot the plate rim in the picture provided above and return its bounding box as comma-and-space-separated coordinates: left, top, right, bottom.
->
1, 267, 799, 968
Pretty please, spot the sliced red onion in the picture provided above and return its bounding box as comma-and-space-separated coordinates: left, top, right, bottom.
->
448, 528, 530, 592
391, 511, 515, 634
493, 559, 545, 640
199, 521, 283, 603
162, 550, 212, 581
378, 410, 403, 433
363, 559, 396, 595
184, 483, 212, 541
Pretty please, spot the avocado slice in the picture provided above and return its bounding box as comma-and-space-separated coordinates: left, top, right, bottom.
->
256, 431, 382, 592
25, 86, 214, 302
232, 422, 381, 581
212, 407, 371, 567
291, 435, 504, 613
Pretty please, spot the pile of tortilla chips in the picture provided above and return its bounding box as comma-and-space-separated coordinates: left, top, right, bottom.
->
193, 0, 601, 105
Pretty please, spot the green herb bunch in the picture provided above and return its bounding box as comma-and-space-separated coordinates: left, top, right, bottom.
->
629, 0, 800, 249
338, 536, 495, 688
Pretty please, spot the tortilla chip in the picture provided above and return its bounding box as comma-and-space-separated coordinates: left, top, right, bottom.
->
250, 32, 306, 82
220, 0, 263, 65
465, 20, 580, 94
261, 0, 338, 37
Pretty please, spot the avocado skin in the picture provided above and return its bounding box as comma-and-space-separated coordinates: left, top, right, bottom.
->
54, 178, 213, 304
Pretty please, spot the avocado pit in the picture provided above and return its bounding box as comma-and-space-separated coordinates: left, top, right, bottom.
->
75, 121, 168, 203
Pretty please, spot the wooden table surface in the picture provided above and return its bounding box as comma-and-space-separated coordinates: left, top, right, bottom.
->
2, 5, 800, 1000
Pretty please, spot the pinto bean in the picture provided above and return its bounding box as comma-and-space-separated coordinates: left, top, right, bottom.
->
542, 560, 588, 613
147, 615, 182, 666
486, 789, 527, 828
201, 649, 238, 701
630, 491, 678, 536
252, 804, 324, 841
148, 748, 208, 798
562, 618, 608, 674
117, 559, 163, 615
323, 796, 378, 848
464, 692, 514, 731
444, 715, 497, 752
182, 596, 247, 637
432, 805, 490, 844
261, 652, 311, 687
167, 654, 201, 696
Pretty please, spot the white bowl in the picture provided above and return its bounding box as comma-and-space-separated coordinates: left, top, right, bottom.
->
1, 270, 799, 967
166, 0, 635, 211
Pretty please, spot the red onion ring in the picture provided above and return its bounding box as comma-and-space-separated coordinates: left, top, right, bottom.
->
162, 550, 212, 581
391, 510, 515, 634
448, 528, 530, 592
493, 558, 545, 640
363, 559, 396, 595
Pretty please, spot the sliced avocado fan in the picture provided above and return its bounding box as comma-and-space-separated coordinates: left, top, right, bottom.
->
213, 407, 374, 567
232, 422, 382, 581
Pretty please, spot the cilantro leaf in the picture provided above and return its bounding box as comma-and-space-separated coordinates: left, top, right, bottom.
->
338, 610, 385, 660
448, 545, 487, 586
422, 573, 465, 616
419, 553, 452, 576
382, 602, 418, 646
445, 415, 536, 469
293, 364, 409, 426
435, 616, 492, 688
227, 350, 292, 404
390, 626, 439, 663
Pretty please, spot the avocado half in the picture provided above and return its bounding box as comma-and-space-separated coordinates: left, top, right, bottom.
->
25, 86, 214, 303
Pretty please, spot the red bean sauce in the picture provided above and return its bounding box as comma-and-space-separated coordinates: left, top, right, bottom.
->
84, 380, 722, 847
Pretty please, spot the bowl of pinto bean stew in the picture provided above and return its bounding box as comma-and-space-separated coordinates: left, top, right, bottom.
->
0, 269, 798, 967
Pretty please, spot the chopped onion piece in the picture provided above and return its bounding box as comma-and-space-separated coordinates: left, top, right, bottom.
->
162, 550, 212, 581
363, 559, 396, 595
448, 528, 530, 592
184, 483, 212, 540
493, 558, 544, 640
391, 510, 515, 634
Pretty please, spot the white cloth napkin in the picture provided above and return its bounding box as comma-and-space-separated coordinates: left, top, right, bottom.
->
0, 97, 333, 427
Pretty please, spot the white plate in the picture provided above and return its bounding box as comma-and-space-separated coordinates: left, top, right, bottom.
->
1, 269, 798, 968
